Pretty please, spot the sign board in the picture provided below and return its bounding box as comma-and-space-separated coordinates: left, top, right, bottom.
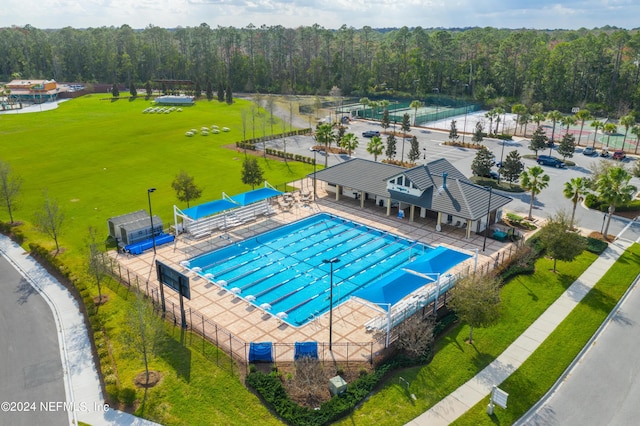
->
156, 260, 191, 299
492, 386, 509, 409
571, 107, 580, 113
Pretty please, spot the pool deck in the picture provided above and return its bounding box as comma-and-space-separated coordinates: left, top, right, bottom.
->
110, 179, 520, 359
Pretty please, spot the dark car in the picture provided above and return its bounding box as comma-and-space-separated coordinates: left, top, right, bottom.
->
537, 155, 565, 168
583, 147, 597, 156
483, 171, 499, 180
613, 150, 626, 161
362, 130, 380, 138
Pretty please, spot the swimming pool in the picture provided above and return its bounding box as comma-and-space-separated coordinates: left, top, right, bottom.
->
187, 213, 469, 327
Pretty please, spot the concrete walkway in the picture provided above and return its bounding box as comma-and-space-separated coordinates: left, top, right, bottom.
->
0, 234, 159, 426
407, 237, 633, 426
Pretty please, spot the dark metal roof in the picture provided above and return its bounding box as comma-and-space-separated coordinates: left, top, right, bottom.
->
311, 158, 404, 197
312, 158, 512, 220
430, 176, 512, 220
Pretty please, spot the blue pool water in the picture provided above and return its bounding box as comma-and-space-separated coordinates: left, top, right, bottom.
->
188, 213, 470, 327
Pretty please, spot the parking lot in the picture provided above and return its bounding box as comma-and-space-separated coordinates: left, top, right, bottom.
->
263, 113, 640, 238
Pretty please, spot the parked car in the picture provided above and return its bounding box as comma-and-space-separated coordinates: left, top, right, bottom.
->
537, 155, 565, 168
362, 130, 380, 138
613, 150, 626, 160
483, 171, 499, 180
583, 147, 597, 156
600, 149, 610, 158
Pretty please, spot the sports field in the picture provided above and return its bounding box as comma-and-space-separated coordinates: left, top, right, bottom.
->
0, 95, 314, 259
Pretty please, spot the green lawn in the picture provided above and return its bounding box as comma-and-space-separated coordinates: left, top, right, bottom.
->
3, 96, 638, 426
1, 95, 314, 267
336, 253, 601, 425
0, 95, 308, 425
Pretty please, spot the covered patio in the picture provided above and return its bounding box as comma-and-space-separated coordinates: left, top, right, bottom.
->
311, 158, 512, 239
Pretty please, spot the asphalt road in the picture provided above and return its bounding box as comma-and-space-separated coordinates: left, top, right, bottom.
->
0, 255, 67, 425
266, 117, 640, 237
518, 274, 640, 425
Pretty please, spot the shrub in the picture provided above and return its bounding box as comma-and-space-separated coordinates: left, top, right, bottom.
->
585, 237, 608, 254
104, 374, 117, 385
119, 387, 137, 406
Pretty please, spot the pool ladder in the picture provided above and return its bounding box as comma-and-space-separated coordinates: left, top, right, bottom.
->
307, 310, 322, 330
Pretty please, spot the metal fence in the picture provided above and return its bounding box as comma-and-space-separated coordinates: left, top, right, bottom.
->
105, 238, 523, 374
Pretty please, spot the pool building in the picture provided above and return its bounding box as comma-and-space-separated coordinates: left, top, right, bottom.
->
114, 157, 514, 363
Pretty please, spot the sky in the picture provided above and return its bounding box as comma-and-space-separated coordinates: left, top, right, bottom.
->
1, 0, 639, 30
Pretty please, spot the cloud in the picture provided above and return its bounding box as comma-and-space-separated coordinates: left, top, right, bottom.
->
1, 0, 639, 29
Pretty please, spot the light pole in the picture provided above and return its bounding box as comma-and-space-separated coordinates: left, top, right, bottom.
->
482, 186, 493, 252
311, 141, 318, 201
147, 188, 157, 255
323, 257, 340, 351
498, 140, 506, 183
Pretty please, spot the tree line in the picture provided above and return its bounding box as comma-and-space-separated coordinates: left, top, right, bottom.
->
2, 24, 640, 115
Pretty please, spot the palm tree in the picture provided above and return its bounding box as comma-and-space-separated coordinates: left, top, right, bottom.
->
631, 125, 640, 155
575, 109, 592, 146
603, 123, 618, 148
410, 100, 422, 126
339, 133, 359, 157
590, 120, 603, 148
494, 106, 506, 134
367, 136, 385, 162
511, 104, 527, 136
561, 115, 577, 137
359, 97, 370, 119
596, 167, 637, 239
520, 166, 550, 220
620, 114, 635, 152
485, 109, 498, 136
369, 100, 380, 120
532, 112, 546, 127
546, 110, 563, 143
315, 123, 334, 167
519, 112, 532, 137
563, 177, 589, 229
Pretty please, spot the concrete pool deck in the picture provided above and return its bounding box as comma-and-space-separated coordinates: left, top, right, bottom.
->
110, 179, 521, 360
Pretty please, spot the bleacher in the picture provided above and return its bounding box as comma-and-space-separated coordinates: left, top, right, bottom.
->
185, 201, 276, 238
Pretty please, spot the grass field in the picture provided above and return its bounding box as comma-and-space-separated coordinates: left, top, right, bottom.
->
0, 95, 314, 267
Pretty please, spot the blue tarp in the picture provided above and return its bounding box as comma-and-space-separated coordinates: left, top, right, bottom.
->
248, 342, 273, 363
294, 342, 318, 360
124, 233, 175, 255
230, 187, 282, 206
182, 199, 238, 220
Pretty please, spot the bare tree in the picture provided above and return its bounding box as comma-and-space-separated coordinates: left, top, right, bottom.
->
0, 160, 22, 224
34, 190, 65, 253
289, 357, 327, 407
395, 313, 435, 360
87, 226, 109, 307
121, 290, 166, 389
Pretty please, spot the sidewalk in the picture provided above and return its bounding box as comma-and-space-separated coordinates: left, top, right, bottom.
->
0, 234, 159, 426
406, 237, 633, 425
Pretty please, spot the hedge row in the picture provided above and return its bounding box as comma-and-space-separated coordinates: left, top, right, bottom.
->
242, 128, 312, 146
584, 193, 640, 213
246, 355, 420, 426
264, 148, 316, 164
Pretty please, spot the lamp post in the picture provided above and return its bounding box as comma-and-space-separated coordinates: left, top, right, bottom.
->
147, 188, 157, 255
482, 186, 493, 252
312, 146, 318, 201
323, 257, 340, 351
498, 140, 506, 183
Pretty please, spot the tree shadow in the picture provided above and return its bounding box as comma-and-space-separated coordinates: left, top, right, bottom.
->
15, 277, 37, 305
161, 326, 192, 383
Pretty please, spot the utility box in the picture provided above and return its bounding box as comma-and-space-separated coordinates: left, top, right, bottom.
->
329, 376, 347, 396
